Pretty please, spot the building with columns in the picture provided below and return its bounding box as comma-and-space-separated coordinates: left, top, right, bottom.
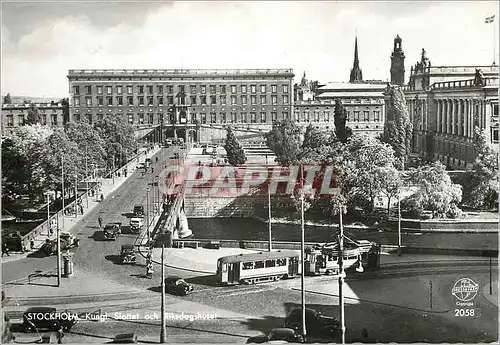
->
403, 49, 499, 168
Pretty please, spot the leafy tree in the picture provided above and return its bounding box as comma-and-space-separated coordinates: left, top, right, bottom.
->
65, 120, 107, 171
265, 119, 302, 166
25, 104, 42, 125
460, 126, 499, 209
224, 126, 247, 166
298, 124, 331, 163
2, 124, 54, 201
382, 84, 413, 169
94, 114, 137, 168
60, 98, 70, 123
343, 134, 398, 213
3, 93, 12, 104
403, 161, 462, 218
37, 128, 83, 194
375, 165, 402, 215
334, 100, 353, 143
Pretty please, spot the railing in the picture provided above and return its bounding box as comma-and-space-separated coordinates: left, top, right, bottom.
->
431, 77, 499, 90
68, 68, 294, 76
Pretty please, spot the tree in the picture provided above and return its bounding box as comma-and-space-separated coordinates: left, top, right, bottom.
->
25, 104, 42, 125
3, 93, 12, 104
94, 114, 137, 168
343, 134, 398, 213
334, 100, 353, 143
382, 84, 413, 169
224, 126, 247, 166
60, 98, 70, 123
375, 166, 402, 215
65, 120, 107, 170
265, 119, 302, 166
460, 126, 499, 209
298, 124, 331, 163
2, 124, 54, 201
404, 161, 462, 218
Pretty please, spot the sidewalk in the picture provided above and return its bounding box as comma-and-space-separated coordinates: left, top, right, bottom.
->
2, 146, 162, 264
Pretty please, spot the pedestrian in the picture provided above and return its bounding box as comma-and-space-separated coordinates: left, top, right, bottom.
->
156, 157, 158, 163
98, 216, 103, 229
100, 193, 104, 202
30, 239, 35, 251
50, 227, 54, 236
2, 243, 10, 257
56, 326, 64, 344
151, 166, 154, 173
79, 204, 84, 215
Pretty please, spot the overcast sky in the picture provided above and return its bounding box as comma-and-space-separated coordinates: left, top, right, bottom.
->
1, 1, 499, 97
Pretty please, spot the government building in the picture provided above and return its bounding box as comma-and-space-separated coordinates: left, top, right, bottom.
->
66, 69, 294, 142
403, 48, 499, 168
292, 36, 387, 136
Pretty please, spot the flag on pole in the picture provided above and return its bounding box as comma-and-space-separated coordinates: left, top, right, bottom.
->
485, 15, 495, 23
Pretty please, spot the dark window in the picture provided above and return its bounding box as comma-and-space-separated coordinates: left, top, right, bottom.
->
277, 258, 287, 266
220, 85, 226, 94
138, 85, 144, 94
157, 96, 163, 105
210, 95, 216, 105
148, 96, 154, 105
265, 259, 276, 268
201, 96, 207, 105
191, 96, 197, 105
147, 85, 153, 94
127, 96, 133, 106
254, 261, 264, 269
243, 262, 254, 270
73, 86, 80, 95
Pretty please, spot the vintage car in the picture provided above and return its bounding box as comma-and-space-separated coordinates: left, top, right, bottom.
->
23, 306, 78, 332
120, 244, 136, 264
41, 232, 79, 255
247, 328, 303, 343
129, 218, 143, 233
133, 205, 145, 218
104, 223, 122, 241
113, 333, 138, 343
164, 275, 194, 296
145, 158, 152, 168
284, 308, 340, 339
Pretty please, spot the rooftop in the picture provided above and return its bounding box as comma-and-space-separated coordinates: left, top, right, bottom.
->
2, 102, 64, 109
68, 68, 294, 77
318, 82, 387, 91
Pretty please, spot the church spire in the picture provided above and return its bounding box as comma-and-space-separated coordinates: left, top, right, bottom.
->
350, 35, 363, 83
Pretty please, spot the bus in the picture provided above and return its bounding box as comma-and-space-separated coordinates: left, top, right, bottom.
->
216, 250, 300, 285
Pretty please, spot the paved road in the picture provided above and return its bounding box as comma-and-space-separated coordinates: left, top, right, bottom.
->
2, 147, 183, 284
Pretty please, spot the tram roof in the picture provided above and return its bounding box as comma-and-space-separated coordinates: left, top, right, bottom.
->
218, 250, 300, 264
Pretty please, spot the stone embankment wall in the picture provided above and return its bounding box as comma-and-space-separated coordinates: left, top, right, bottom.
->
184, 194, 295, 218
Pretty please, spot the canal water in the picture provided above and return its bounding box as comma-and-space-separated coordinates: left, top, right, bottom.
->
188, 217, 498, 250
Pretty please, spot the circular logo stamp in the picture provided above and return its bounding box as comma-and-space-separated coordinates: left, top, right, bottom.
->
451, 278, 479, 302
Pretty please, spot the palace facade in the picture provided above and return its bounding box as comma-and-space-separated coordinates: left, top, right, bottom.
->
67, 69, 294, 141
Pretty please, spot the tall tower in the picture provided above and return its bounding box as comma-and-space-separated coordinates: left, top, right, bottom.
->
390, 35, 405, 85
349, 36, 363, 83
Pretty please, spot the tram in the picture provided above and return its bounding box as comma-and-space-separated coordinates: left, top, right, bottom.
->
216, 250, 300, 285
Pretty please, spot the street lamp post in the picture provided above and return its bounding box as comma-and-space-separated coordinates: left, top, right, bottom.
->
75, 174, 78, 220
397, 188, 402, 256
339, 206, 346, 345
45, 192, 51, 237
160, 245, 167, 343
266, 155, 272, 252
147, 188, 150, 247
300, 192, 306, 341
85, 149, 89, 208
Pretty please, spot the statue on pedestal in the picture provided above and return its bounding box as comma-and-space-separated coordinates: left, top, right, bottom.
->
474, 69, 485, 86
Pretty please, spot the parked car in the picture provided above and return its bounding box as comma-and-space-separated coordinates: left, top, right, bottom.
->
133, 205, 145, 218
2, 231, 23, 252
247, 328, 303, 343
145, 158, 152, 168
164, 275, 194, 296
284, 308, 339, 339
41, 232, 80, 255
104, 223, 122, 241
136, 162, 145, 170
112, 333, 138, 343
23, 306, 77, 332
120, 245, 136, 265
129, 218, 143, 233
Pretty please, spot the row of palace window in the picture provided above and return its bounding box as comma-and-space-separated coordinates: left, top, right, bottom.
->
293, 110, 381, 122
73, 84, 290, 96
73, 94, 289, 107
71, 112, 291, 125
5, 114, 60, 126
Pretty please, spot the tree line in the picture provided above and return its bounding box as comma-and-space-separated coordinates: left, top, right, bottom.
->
2, 110, 138, 204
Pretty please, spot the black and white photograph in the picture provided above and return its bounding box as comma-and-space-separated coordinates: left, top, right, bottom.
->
1, 1, 499, 344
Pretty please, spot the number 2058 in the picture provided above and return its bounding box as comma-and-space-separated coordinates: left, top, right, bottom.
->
454, 308, 478, 317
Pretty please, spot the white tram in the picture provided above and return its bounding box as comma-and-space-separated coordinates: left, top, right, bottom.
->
304, 242, 362, 276
216, 250, 300, 285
